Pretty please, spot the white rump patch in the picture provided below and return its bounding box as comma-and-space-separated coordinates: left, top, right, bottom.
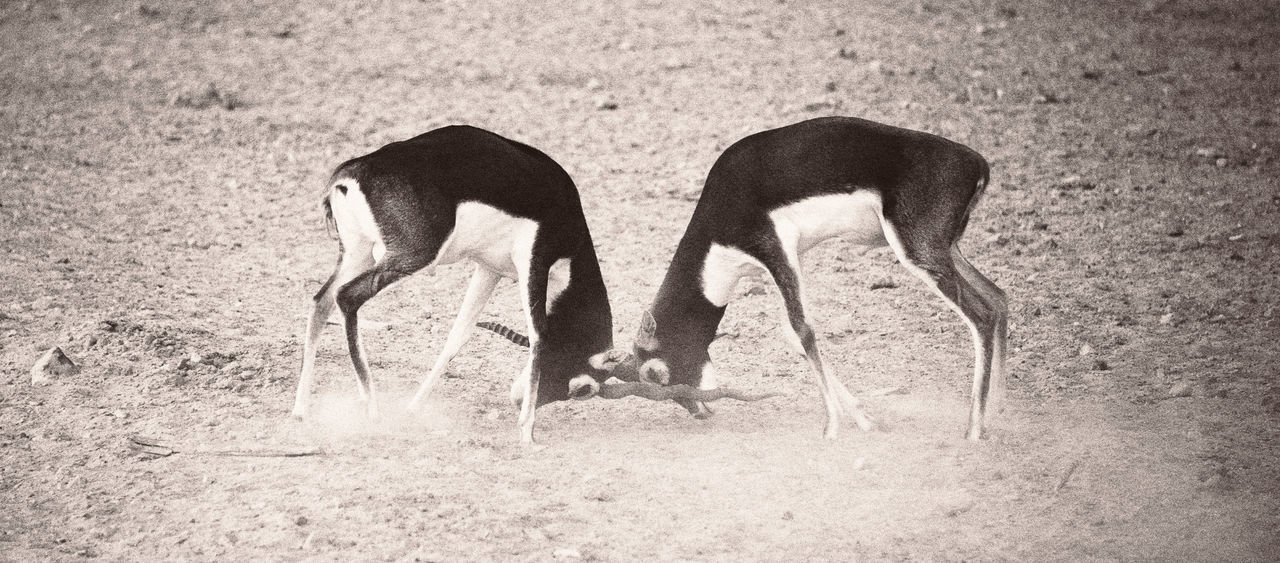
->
328, 180, 387, 262
768, 191, 887, 254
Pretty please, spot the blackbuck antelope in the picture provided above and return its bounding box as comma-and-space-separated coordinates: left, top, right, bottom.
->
291, 125, 765, 443
632, 117, 1008, 441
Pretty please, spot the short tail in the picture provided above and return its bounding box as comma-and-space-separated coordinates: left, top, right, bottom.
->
476, 321, 530, 348
322, 194, 336, 238
957, 156, 991, 238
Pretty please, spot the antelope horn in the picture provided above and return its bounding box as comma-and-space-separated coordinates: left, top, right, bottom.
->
595, 381, 781, 402
476, 321, 530, 347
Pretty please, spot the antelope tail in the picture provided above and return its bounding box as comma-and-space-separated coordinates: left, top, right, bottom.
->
476, 321, 530, 348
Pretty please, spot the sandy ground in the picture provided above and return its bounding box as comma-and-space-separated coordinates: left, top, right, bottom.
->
2, 0, 1278, 560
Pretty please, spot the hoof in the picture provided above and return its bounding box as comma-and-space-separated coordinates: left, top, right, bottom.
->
693, 405, 714, 420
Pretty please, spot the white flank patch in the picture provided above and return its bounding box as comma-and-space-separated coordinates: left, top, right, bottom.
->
546, 258, 571, 314
767, 191, 887, 254
328, 180, 387, 262
700, 243, 767, 307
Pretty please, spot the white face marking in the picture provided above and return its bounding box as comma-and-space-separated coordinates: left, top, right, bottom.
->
701, 244, 768, 307
639, 358, 669, 385
327, 180, 388, 262
587, 350, 610, 371
567, 374, 599, 399
768, 191, 887, 254
699, 362, 718, 390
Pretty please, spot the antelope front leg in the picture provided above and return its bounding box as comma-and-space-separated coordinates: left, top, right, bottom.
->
407, 265, 500, 413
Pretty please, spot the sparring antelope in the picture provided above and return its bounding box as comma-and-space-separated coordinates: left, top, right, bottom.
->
291, 125, 769, 443
631, 117, 1008, 441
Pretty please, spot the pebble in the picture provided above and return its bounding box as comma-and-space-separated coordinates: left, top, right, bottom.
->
553, 547, 582, 559
31, 347, 80, 385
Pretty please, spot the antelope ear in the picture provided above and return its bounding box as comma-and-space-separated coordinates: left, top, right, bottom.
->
636, 309, 659, 351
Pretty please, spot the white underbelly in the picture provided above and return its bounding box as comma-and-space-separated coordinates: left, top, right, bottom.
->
437, 202, 572, 311
768, 191, 887, 253
436, 201, 536, 277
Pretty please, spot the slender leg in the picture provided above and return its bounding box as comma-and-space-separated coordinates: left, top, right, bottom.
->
758, 222, 874, 439
335, 254, 432, 419
951, 246, 1009, 414
407, 265, 502, 412
292, 246, 375, 419
510, 359, 533, 407
511, 230, 548, 444
883, 220, 1000, 441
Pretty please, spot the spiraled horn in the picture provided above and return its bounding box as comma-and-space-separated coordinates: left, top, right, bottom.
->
594, 381, 781, 402
476, 321, 529, 347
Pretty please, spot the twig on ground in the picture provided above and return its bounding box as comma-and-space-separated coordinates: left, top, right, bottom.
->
1055, 460, 1081, 493
596, 382, 781, 402
129, 435, 325, 459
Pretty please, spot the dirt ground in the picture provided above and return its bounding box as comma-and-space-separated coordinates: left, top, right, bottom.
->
2, 0, 1278, 560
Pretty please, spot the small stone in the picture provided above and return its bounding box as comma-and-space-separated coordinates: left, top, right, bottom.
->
553, 547, 582, 559
1167, 381, 1193, 398
661, 58, 689, 70
1159, 312, 1175, 325
1078, 343, 1094, 356
782, 510, 794, 520
295, 516, 309, 526
1033, 92, 1063, 104
31, 347, 80, 385
869, 279, 898, 290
